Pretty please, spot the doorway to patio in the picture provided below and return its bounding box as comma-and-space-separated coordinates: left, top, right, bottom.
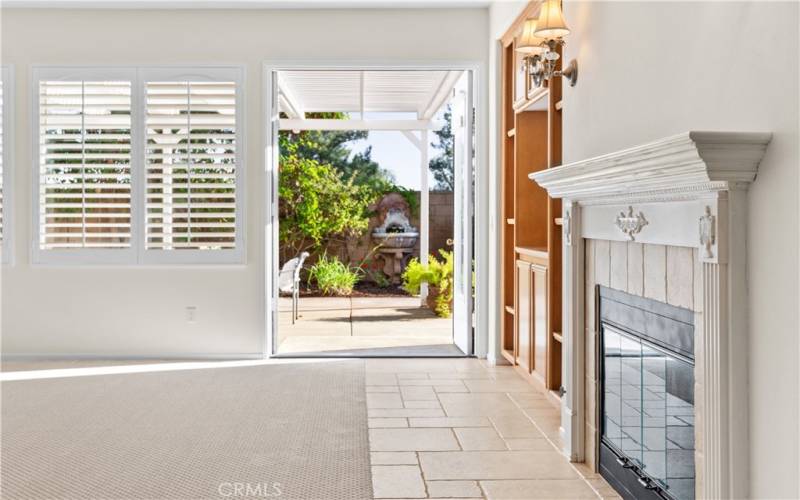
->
266, 67, 475, 357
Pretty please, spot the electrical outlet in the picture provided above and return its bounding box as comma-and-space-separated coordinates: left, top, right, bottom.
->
186, 306, 197, 323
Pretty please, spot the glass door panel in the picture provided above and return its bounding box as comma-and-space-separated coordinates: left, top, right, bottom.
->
666, 355, 695, 500
641, 342, 668, 486
602, 328, 623, 451
619, 334, 643, 466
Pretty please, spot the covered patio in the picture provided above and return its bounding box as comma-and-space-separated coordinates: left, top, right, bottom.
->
273, 68, 470, 356
277, 296, 457, 356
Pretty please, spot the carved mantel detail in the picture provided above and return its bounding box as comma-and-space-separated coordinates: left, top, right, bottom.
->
699, 206, 716, 258
614, 206, 648, 241
529, 131, 772, 500
563, 209, 572, 246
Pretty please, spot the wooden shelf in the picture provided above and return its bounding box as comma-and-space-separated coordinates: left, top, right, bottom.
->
514, 87, 549, 113
501, 5, 562, 398
515, 246, 548, 259
553, 332, 563, 343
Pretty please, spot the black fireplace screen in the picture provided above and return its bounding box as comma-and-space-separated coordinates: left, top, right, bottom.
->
598, 286, 695, 500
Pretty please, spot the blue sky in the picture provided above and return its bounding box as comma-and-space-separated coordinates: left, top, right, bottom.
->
346, 111, 448, 191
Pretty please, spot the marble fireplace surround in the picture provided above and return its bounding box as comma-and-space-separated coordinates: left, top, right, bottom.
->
530, 131, 772, 500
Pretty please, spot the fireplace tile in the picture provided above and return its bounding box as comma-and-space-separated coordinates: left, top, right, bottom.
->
610, 241, 628, 291
595, 240, 611, 287
627, 242, 644, 296
585, 329, 597, 380
667, 246, 694, 309
643, 244, 667, 302
692, 249, 703, 313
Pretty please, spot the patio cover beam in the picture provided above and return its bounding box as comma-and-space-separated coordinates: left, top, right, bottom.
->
279, 118, 438, 131
276, 73, 305, 119
419, 70, 463, 119
419, 129, 429, 303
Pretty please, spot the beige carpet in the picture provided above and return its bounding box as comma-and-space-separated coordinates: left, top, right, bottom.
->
1, 361, 372, 500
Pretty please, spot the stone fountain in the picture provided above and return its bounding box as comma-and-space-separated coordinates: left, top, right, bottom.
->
372, 194, 419, 283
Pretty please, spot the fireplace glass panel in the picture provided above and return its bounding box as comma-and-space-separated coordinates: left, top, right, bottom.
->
603, 328, 622, 452
642, 342, 668, 485
619, 334, 643, 466
602, 325, 695, 500
666, 357, 695, 500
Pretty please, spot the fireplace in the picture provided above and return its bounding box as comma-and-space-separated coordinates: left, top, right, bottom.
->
598, 286, 695, 500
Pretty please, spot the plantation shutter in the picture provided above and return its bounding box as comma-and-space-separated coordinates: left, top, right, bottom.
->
145, 81, 237, 250
38, 80, 132, 249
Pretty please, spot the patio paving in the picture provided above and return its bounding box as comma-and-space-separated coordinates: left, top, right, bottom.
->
277, 296, 459, 356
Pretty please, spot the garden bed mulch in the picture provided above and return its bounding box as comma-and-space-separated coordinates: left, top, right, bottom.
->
299, 282, 410, 298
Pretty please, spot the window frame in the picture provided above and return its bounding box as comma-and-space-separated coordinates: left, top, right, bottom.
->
139, 66, 245, 266
1, 65, 14, 265
30, 65, 245, 266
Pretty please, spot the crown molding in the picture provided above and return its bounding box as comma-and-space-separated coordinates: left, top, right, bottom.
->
530, 131, 772, 203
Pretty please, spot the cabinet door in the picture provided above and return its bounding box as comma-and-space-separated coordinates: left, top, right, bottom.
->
515, 260, 532, 372
532, 264, 548, 380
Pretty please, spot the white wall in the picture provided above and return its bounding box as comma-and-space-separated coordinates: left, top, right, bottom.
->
0, 8, 489, 357
560, 2, 799, 498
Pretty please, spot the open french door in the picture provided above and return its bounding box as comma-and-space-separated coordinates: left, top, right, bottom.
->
266, 70, 280, 357
451, 71, 474, 355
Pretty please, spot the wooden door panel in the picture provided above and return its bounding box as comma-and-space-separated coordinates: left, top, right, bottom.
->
532, 264, 548, 380
515, 260, 532, 372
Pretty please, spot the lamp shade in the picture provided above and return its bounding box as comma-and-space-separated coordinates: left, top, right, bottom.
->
535, 0, 570, 39
515, 19, 546, 54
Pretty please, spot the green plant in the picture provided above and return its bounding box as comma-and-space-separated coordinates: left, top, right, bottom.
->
279, 117, 420, 258
401, 249, 454, 317
366, 269, 391, 288
279, 149, 377, 256
307, 254, 360, 296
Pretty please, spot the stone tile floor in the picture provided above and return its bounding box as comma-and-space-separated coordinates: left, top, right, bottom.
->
365, 358, 621, 499
2, 356, 622, 499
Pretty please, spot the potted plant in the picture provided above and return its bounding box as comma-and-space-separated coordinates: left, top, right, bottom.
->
401, 250, 454, 318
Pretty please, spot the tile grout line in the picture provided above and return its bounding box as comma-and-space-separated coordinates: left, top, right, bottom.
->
504, 391, 604, 499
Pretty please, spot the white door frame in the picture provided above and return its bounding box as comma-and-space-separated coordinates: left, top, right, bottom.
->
262, 60, 485, 358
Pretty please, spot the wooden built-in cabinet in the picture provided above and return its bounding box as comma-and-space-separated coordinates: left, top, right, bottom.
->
500, 0, 563, 402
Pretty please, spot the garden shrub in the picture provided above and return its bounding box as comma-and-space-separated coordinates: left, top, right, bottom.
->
308, 254, 360, 296
401, 249, 454, 317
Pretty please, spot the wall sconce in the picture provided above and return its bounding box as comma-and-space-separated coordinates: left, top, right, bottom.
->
516, 0, 578, 88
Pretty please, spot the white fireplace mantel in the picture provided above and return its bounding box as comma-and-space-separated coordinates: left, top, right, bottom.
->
531, 131, 772, 203
530, 131, 772, 500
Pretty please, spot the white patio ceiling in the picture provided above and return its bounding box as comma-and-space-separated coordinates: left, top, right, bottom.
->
277, 69, 463, 131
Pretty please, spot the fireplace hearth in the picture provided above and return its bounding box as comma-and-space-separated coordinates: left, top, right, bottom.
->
598, 286, 695, 500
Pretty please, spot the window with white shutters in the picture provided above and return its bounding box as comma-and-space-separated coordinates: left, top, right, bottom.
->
38, 80, 132, 250
145, 80, 237, 251
32, 66, 243, 265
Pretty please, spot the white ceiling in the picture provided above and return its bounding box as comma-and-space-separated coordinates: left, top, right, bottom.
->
278, 70, 463, 117
2, 0, 490, 8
